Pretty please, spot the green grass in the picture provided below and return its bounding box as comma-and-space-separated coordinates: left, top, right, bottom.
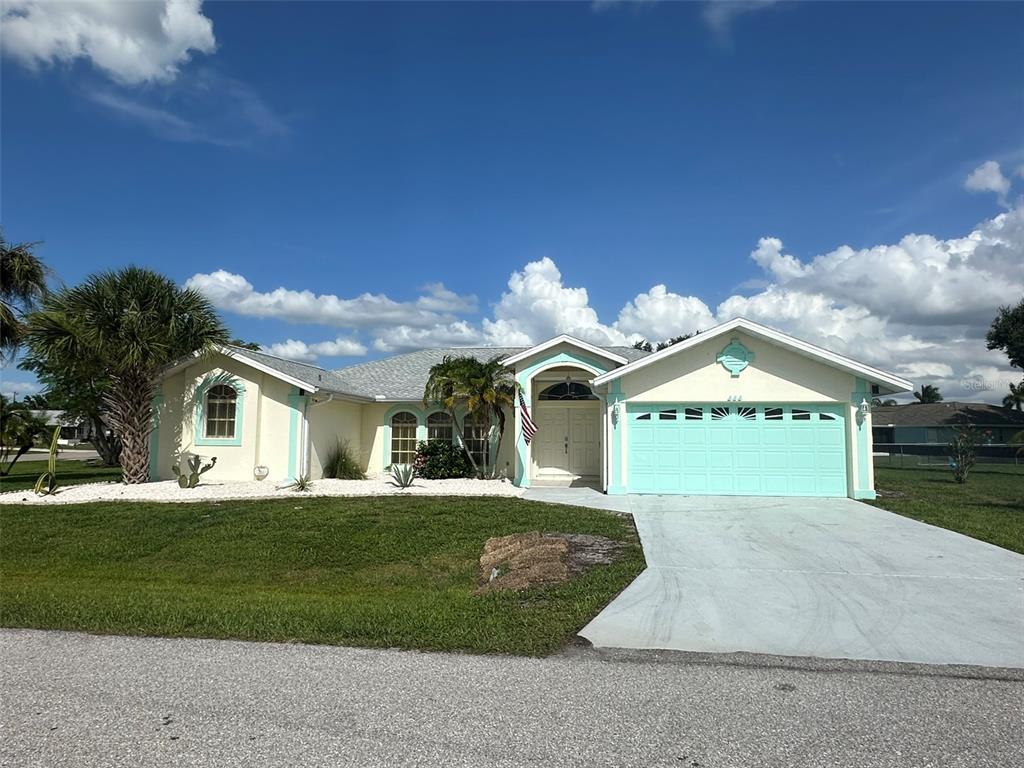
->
0, 496, 644, 655
871, 462, 1024, 554
0, 458, 122, 493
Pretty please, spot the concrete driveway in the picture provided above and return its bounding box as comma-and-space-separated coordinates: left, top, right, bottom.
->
560, 494, 1024, 667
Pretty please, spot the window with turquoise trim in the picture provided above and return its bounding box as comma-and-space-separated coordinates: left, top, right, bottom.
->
426, 412, 453, 442
390, 411, 418, 465
204, 385, 238, 439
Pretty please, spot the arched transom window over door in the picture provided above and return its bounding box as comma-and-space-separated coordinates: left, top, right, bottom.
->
204, 385, 238, 439
427, 412, 453, 443
390, 411, 418, 465
538, 381, 598, 401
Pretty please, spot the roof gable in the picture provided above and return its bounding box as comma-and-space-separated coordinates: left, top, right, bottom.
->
591, 317, 913, 393
500, 335, 629, 367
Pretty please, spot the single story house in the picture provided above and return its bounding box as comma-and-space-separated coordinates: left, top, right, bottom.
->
30, 410, 93, 446
872, 402, 1024, 446
152, 317, 913, 499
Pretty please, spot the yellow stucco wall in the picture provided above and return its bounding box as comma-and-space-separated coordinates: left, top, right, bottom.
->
308, 398, 363, 478
154, 354, 295, 483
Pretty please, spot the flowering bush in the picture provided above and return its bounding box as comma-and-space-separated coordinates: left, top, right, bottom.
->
413, 440, 474, 480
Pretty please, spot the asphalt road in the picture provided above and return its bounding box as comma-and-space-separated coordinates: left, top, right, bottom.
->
2, 629, 1022, 768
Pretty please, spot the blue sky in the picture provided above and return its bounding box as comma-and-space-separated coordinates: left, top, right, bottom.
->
2, 0, 1023, 401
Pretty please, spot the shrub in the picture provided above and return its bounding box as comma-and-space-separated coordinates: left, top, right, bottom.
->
322, 439, 364, 480
413, 440, 473, 480
389, 463, 415, 488
947, 423, 989, 484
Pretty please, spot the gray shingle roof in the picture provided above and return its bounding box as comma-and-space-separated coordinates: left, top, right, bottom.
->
872, 402, 1024, 428
328, 345, 649, 401
228, 344, 649, 401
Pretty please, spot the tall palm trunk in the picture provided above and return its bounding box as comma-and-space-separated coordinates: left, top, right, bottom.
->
449, 408, 481, 477
105, 374, 155, 484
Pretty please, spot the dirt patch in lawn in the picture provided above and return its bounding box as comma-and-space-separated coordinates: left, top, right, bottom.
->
476, 531, 627, 593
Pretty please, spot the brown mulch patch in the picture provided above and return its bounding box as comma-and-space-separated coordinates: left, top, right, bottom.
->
476, 531, 627, 594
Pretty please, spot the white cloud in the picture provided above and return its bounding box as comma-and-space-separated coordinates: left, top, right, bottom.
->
373, 322, 484, 353
1, 0, 216, 85
185, 270, 476, 329
964, 160, 1011, 203
615, 285, 714, 341
481, 257, 630, 346
703, 1, 778, 40
262, 337, 367, 363
0, 379, 41, 398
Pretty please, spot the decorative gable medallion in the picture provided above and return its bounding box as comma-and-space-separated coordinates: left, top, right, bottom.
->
717, 338, 755, 377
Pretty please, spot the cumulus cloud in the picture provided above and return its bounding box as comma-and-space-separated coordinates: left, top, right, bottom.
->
0, 378, 41, 398
185, 270, 476, 329
1, 0, 216, 85
262, 337, 367, 363
615, 285, 714, 341
964, 160, 1011, 204
373, 322, 484, 354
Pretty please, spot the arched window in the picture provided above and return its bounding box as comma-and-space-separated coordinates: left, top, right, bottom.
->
538, 381, 598, 401
390, 411, 418, 465
463, 413, 490, 468
204, 385, 238, 439
426, 411, 453, 443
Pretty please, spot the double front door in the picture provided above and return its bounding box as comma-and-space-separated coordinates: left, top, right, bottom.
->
532, 406, 601, 478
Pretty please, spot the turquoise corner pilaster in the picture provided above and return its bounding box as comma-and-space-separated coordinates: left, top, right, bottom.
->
287, 388, 309, 481
148, 391, 164, 482
851, 377, 873, 499
607, 380, 626, 495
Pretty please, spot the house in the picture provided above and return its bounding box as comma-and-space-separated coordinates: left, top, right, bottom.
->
872, 402, 1024, 446
30, 410, 93, 446
152, 317, 913, 499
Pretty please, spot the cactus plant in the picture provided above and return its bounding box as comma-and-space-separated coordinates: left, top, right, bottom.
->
171, 454, 217, 488
33, 427, 61, 496
389, 463, 415, 489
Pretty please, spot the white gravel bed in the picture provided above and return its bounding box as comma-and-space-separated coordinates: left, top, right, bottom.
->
0, 474, 524, 505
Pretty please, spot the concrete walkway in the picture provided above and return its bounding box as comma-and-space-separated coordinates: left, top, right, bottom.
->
3, 629, 1022, 768
524, 489, 1024, 667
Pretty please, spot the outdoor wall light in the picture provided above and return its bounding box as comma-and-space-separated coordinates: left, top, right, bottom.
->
611, 401, 621, 424
857, 398, 870, 424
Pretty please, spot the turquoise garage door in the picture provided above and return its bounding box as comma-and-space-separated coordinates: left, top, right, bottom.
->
627, 404, 848, 497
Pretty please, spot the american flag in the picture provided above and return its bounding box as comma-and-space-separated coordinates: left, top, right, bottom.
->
518, 389, 538, 444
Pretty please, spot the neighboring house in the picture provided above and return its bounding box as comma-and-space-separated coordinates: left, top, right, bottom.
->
152, 317, 912, 499
872, 402, 1024, 446
30, 410, 92, 446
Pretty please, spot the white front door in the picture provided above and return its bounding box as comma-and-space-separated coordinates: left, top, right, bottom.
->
533, 406, 601, 478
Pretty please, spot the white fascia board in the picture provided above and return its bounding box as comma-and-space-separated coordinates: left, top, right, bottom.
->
590, 317, 914, 393
500, 334, 628, 367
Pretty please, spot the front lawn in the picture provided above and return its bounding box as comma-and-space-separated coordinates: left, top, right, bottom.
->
0, 458, 121, 493
871, 462, 1024, 554
0, 496, 644, 655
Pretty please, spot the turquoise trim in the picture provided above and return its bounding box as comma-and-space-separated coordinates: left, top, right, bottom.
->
716, 337, 756, 377
148, 391, 164, 482
607, 379, 625, 494
512, 350, 614, 489
852, 377, 872, 498
194, 375, 245, 448
287, 388, 309, 480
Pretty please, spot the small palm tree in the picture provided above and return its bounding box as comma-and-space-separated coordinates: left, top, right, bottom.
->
424, 355, 514, 477
913, 384, 943, 404
1003, 381, 1024, 412
0, 395, 47, 475
872, 398, 898, 407
1, 233, 49, 361
23, 267, 228, 484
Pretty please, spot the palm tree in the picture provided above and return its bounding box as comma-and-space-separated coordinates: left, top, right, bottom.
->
872, 398, 897, 407
913, 384, 943, 404
0, 395, 47, 475
1, 233, 49, 361
1003, 381, 1024, 411
23, 267, 228, 484
424, 355, 514, 477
